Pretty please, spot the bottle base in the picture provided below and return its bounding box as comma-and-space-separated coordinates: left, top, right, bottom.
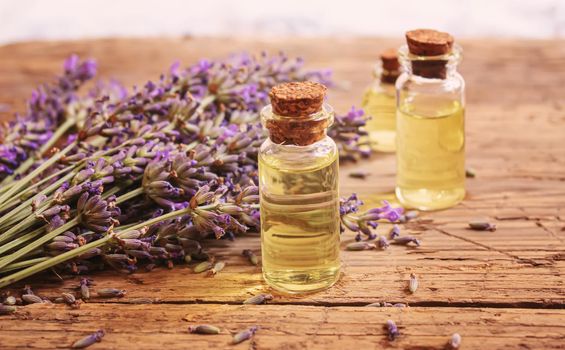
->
396, 186, 465, 211
262, 267, 341, 294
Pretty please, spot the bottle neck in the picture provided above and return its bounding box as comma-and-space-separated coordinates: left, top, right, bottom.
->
398, 44, 462, 80
373, 64, 400, 85
260, 104, 334, 146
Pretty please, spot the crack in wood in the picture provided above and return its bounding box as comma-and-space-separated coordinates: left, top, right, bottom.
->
75, 299, 565, 309
431, 227, 554, 268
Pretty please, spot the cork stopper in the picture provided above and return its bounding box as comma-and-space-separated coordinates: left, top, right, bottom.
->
380, 48, 400, 71
269, 81, 326, 117
405, 29, 454, 79
406, 29, 454, 56
379, 48, 400, 84
265, 81, 330, 146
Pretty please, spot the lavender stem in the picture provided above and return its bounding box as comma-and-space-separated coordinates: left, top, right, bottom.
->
115, 187, 145, 204
0, 203, 218, 288
0, 142, 75, 207
0, 226, 45, 256
0, 256, 49, 274
0, 217, 79, 270
0, 169, 76, 227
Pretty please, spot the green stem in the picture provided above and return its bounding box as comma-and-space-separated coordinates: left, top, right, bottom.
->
0, 117, 77, 187
115, 187, 144, 204
0, 256, 49, 274
0, 233, 111, 288
0, 226, 45, 257
0, 142, 75, 207
0, 217, 78, 270
0, 216, 40, 246
0, 203, 219, 288
0, 165, 75, 210
0, 170, 74, 229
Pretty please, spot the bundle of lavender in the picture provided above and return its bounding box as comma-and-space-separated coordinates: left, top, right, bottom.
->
0, 53, 399, 288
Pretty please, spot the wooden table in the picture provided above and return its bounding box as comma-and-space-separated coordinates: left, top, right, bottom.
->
0, 37, 564, 349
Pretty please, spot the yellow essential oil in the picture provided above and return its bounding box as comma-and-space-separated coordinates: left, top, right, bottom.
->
396, 100, 465, 210
396, 29, 466, 210
362, 86, 396, 152
361, 48, 401, 152
259, 146, 340, 293
259, 81, 340, 294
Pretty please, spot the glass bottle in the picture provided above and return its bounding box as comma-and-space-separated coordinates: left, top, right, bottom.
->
259, 81, 340, 294
395, 29, 466, 210
362, 48, 401, 152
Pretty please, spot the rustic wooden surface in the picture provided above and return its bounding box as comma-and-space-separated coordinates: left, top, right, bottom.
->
0, 37, 564, 349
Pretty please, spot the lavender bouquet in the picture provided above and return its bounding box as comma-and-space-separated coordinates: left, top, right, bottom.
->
0, 53, 401, 288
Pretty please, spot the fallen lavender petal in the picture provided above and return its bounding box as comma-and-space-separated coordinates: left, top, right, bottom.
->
232, 326, 259, 344
71, 329, 105, 349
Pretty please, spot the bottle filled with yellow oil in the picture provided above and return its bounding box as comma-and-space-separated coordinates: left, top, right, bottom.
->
259, 82, 340, 294
362, 48, 401, 152
395, 29, 466, 210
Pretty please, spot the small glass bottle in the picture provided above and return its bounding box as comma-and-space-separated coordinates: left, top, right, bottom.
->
395, 29, 466, 210
259, 81, 340, 294
362, 48, 401, 152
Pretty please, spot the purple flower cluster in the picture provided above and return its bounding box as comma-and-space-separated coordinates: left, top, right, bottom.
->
329, 106, 372, 161
0, 55, 96, 179
0, 52, 379, 286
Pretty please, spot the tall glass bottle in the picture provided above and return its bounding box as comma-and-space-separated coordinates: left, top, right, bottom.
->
259, 81, 340, 294
395, 29, 466, 210
362, 48, 401, 152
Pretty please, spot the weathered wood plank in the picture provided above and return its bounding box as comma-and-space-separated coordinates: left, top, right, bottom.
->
0, 304, 563, 349
0, 38, 563, 307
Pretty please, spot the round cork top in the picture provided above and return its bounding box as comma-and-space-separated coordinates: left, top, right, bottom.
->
269, 81, 327, 117
380, 48, 400, 71
406, 29, 454, 56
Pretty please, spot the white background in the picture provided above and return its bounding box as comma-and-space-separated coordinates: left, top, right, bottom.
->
0, 0, 563, 44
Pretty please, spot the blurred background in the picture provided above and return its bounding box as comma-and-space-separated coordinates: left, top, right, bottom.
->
1, 0, 564, 44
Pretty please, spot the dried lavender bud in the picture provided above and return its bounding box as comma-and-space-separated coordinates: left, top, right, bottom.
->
346, 242, 376, 251
243, 293, 273, 305
389, 224, 400, 239
365, 302, 381, 307
393, 303, 407, 308
207, 261, 226, 276
468, 220, 496, 231
392, 236, 421, 246
382, 302, 393, 307
97, 288, 126, 298
4, 296, 16, 305
188, 324, 221, 334
22, 285, 34, 295
0, 305, 17, 315
242, 249, 259, 266
193, 261, 213, 273
386, 320, 400, 341
409, 273, 418, 293
79, 278, 91, 300
62, 292, 77, 306
349, 171, 370, 179
466, 168, 476, 178
405, 210, 419, 221
71, 329, 105, 349
446, 333, 462, 349
377, 236, 389, 250
22, 294, 43, 304
232, 326, 259, 344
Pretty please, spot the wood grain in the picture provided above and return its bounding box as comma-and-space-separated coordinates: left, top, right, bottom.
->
0, 37, 564, 349
1, 304, 564, 350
